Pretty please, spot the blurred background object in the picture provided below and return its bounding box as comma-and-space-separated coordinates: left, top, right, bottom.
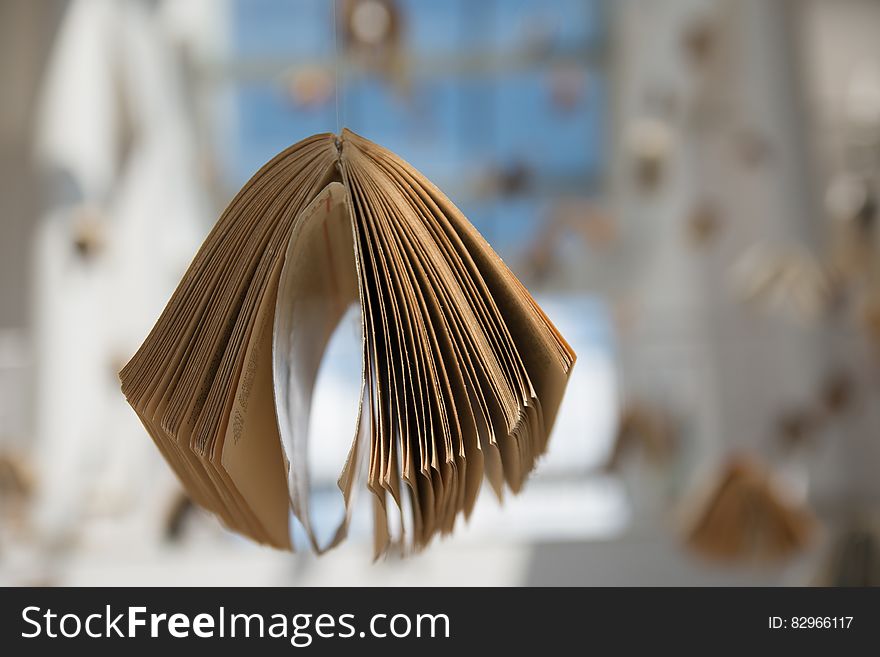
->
682, 455, 816, 564
812, 519, 880, 587
2, 0, 880, 586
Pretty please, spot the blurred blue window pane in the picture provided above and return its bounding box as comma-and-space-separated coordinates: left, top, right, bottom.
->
232, 83, 335, 184
488, 0, 603, 52
225, 0, 607, 190
494, 70, 605, 180
224, 0, 609, 274
231, 0, 332, 57
343, 75, 461, 185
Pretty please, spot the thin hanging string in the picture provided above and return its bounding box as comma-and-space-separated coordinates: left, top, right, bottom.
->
332, 0, 341, 136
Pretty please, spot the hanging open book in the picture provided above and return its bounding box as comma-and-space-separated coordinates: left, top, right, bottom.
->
120, 129, 575, 556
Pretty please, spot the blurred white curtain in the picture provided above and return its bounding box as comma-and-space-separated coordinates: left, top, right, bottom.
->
31, 0, 209, 545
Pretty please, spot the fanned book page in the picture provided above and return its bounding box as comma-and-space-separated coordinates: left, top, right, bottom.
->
119, 129, 576, 556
